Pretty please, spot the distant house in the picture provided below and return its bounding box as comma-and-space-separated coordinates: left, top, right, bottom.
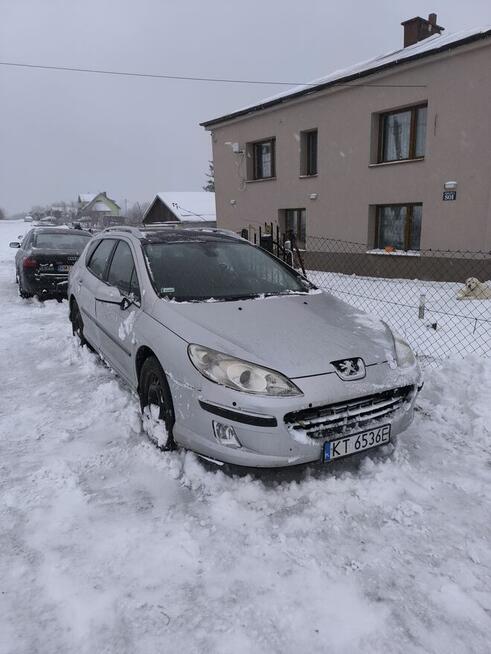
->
142, 192, 216, 227
78, 192, 120, 227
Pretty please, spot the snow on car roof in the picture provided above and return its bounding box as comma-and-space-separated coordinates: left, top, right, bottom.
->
141, 229, 237, 244
33, 227, 92, 235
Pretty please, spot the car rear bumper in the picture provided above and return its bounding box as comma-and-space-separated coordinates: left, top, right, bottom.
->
22, 272, 69, 298
170, 361, 422, 468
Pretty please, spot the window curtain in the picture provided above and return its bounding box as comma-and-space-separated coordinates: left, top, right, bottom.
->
415, 107, 427, 158
378, 206, 407, 249
383, 111, 411, 161
260, 143, 272, 178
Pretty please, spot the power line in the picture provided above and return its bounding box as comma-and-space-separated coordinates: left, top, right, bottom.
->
0, 61, 426, 88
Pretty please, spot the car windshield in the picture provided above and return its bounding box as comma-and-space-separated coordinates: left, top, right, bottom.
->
143, 239, 311, 301
33, 232, 92, 251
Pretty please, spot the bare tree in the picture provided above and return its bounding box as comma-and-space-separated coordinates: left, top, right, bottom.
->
126, 201, 150, 225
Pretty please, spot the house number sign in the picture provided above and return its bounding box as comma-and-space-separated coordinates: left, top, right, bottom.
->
443, 191, 457, 201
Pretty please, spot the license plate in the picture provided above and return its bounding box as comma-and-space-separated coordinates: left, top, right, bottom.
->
57, 265, 71, 273
323, 424, 391, 462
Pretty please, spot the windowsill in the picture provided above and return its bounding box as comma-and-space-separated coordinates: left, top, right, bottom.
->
368, 157, 425, 168
366, 248, 421, 257
299, 174, 318, 179
245, 177, 277, 184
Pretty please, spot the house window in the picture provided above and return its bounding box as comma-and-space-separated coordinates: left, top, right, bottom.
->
376, 204, 422, 251
282, 208, 306, 249
252, 139, 275, 179
300, 129, 318, 176
379, 105, 427, 162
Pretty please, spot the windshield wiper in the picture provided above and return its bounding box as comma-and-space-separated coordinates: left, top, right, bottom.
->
215, 294, 260, 302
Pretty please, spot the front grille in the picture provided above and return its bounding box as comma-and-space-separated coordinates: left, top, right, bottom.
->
284, 386, 414, 439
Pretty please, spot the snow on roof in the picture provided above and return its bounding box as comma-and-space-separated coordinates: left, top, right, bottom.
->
79, 193, 97, 203
202, 24, 491, 126
155, 192, 216, 222
92, 201, 111, 212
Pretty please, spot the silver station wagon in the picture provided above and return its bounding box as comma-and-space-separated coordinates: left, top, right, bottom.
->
68, 226, 422, 468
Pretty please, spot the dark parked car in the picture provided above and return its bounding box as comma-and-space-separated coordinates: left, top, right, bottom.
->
10, 227, 92, 300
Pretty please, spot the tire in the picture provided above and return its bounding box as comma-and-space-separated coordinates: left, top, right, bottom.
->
70, 298, 87, 346
18, 274, 32, 299
139, 356, 176, 451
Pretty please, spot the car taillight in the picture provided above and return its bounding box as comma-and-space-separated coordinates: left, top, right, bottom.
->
23, 257, 38, 269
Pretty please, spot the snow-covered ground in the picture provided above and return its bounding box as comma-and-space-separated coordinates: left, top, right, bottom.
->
1, 220, 491, 654
309, 271, 491, 363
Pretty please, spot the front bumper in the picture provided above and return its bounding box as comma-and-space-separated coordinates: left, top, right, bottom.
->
170, 361, 422, 468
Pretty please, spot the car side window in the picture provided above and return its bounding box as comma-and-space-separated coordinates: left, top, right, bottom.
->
87, 239, 116, 280
106, 240, 141, 302
21, 233, 32, 249
84, 239, 100, 265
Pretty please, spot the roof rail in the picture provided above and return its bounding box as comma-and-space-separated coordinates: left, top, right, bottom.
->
198, 227, 243, 240
101, 223, 244, 242
140, 223, 243, 240
102, 226, 144, 237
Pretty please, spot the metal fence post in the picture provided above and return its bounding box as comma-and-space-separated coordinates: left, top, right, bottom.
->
418, 289, 426, 319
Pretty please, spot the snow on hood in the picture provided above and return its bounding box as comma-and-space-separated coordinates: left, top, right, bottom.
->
151, 292, 395, 378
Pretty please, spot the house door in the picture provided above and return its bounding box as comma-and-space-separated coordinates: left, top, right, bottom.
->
282, 209, 306, 249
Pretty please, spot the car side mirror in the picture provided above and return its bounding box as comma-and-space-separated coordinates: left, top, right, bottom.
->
9, 242, 20, 248
120, 297, 132, 311
120, 291, 141, 310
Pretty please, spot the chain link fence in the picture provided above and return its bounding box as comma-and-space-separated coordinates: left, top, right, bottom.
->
241, 225, 491, 365
301, 236, 491, 365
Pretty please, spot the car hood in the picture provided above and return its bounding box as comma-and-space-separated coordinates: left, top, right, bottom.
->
151, 292, 396, 378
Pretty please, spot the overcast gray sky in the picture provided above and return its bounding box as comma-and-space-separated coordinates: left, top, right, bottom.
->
1, 0, 490, 215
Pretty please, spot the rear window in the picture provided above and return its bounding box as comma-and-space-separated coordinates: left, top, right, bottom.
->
34, 232, 92, 251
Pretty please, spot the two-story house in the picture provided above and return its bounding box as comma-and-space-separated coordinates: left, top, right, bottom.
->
201, 15, 491, 278
77, 192, 121, 227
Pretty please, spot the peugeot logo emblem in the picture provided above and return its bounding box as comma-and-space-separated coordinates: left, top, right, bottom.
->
331, 357, 366, 381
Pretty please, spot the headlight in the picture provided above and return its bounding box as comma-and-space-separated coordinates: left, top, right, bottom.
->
393, 334, 417, 368
188, 344, 302, 396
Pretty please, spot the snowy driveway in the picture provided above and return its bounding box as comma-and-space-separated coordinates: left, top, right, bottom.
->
1, 221, 491, 654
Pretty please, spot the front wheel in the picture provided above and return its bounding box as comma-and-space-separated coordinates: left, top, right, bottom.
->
70, 298, 87, 346
139, 356, 175, 451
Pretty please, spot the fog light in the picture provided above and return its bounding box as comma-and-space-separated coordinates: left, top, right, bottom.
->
212, 421, 241, 448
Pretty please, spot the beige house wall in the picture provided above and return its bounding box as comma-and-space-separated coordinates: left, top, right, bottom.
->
208, 41, 491, 252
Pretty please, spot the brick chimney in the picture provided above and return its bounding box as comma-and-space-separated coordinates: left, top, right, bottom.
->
401, 13, 444, 47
